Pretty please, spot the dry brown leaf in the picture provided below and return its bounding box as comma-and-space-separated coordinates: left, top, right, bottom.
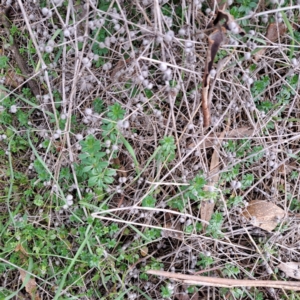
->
110, 58, 133, 81
265, 23, 287, 42
161, 212, 184, 239
278, 262, 300, 280
188, 127, 254, 150
15, 243, 28, 255
15, 243, 28, 263
140, 246, 148, 257
162, 220, 184, 240
242, 200, 285, 232
19, 270, 41, 300
277, 163, 294, 176
111, 157, 127, 177
254, 23, 286, 61
5, 69, 24, 88
224, 127, 254, 138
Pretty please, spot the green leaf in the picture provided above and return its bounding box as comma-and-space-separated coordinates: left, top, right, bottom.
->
119, 134, 139, 168
161, 285, 172, 298
251, 76, 270, 99
107, 103, 125, 121
105, 169, 116, 177
0, 56, 9, 69
93, 97, 104, 113
158, 136, 176, 162
34, 195, 44, 206
168, 197, 186, 211
197, 253, 214, 268
103, 175, 114, 184
227, 196, 243, 208
222, 263, 240, 277
206, 212, 223, 238
82, 165, 93, 173
88, 176, 98, 187
241, 173, 254, 189
144, 89, 153, 98
80, 135, 102, 154
142, 195, 156, 208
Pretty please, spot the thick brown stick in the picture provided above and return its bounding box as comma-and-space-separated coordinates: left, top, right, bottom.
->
147, 270, 300, 291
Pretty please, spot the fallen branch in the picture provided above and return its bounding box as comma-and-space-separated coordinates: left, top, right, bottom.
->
147, 270, 300, 291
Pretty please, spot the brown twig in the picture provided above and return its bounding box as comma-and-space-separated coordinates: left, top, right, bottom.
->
201, 9, 244, 127
202, 26, 225, 127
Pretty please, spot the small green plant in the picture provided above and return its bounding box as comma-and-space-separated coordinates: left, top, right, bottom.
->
33, 159, 50, 181
161, 284, 173, 298
222, 263, 240, 277
142, 195, 156, 208
222, 165, 240, 182
251, 75, 270, 100
206, 212, 224, 238
236, 0, 258, 16
246, 146, 264, 165
183, 174, 206, 200
141, 258, 164, 280
157, 136, 176, 162
290, 171, 299, 181
75, 103, 127, 190
0, 55, 9, 69
276, 74, 299, 104
186, 286, 198, 294
91, 27, 109, 66
107, 102, 125, 121
254, 291, 264, 300
227, 195, 243, 208
101, 103, 125, 144
241, 173, 254, 189
93, 97, 104, 113
77, 135, 116, 188
197, 253, 214, 268
185, 221, 202, 234
144, 228, 161, 241
220, 287, 245, 298
257, 100, 273, 113
168, 197, 187, 211
33, 194, 44, 207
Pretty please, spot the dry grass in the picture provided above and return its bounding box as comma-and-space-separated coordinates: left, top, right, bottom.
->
0, 0, 300, 299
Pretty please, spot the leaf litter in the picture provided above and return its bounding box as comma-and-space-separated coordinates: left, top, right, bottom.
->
241, 200, 286, 232
1, 0, 300, 298
277, 262, 300, 280
15, 244, 41, 300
